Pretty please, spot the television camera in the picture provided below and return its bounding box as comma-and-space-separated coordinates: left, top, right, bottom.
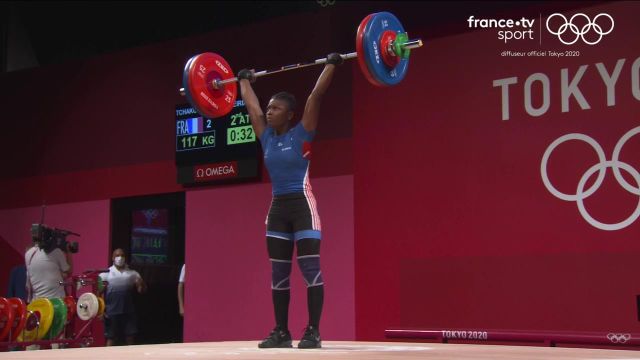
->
31, 223, 80, 254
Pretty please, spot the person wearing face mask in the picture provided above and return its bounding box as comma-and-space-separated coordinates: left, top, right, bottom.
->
99, 248, 146, 346
236, 53, 341, 349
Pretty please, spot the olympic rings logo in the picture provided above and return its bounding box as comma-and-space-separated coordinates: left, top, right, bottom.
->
317, 0, 335, 7
142, 209, 159, 225
607, 333, 631, 343
540, 126, 640, 231
546, 13, 614, 45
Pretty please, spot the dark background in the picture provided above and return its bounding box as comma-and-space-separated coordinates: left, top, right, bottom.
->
0, 1, 597, 73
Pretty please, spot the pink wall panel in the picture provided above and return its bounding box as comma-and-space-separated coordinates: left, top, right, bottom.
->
399, 254, 640, 330
184, 175, 354, 341
0, 200, 111, 270
353, 2, 640, 340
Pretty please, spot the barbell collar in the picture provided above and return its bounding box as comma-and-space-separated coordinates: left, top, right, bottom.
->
401, 39, 423, 50
387, 38, 424, 58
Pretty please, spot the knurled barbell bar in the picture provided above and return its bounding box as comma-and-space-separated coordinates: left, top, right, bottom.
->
179, 11, 423, 119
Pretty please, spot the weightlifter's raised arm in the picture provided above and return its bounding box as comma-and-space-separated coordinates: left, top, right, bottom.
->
237, 69, 265, 140
301, 53, 343, 132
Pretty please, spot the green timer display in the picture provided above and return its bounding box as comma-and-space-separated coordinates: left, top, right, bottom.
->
226, 113, 255, 145
227, 125, 255, 145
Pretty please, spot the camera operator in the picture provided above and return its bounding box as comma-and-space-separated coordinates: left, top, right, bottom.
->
25, 233, 73, 302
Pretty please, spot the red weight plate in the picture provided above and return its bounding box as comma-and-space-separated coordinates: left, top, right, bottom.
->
7, 298, 27, 342
185, 52, 237, 119
355, 13, 383, 87
64, 296, 76, 324
0, 297, 14, 342
379, 30, 400, 68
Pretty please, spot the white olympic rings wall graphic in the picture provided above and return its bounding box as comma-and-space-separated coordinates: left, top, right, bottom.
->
540, 126, 640, 231
546, 13, 614, 45
607, 333, 631, 344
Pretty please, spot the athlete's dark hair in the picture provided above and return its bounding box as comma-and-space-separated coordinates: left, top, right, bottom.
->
270, 91, 297, 112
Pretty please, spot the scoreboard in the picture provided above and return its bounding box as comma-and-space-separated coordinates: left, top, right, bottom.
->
175, 100, 260, 184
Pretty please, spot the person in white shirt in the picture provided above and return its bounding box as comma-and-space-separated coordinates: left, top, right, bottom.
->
25, 242, 72, 301
99, 248, 146, 346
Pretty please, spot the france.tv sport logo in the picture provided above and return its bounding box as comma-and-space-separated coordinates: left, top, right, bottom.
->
467, 16, 535, 43
546, 13, 614, 45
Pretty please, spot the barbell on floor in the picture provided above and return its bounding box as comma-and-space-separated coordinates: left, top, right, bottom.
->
179, 11, 423, 119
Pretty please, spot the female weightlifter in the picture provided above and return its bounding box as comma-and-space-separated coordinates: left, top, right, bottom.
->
237, 52, 343, 349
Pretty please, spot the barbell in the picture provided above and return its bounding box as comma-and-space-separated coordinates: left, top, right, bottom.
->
179, 11, 423, 119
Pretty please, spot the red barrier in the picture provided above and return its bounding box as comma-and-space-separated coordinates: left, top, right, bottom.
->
385, 328, 639, 347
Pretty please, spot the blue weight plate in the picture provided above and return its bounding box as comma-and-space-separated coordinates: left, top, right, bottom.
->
362, 12, 409, 86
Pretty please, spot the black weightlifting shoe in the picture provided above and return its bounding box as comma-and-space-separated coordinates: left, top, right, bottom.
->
297, 325, 321, 349
258, 327, 293, 348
